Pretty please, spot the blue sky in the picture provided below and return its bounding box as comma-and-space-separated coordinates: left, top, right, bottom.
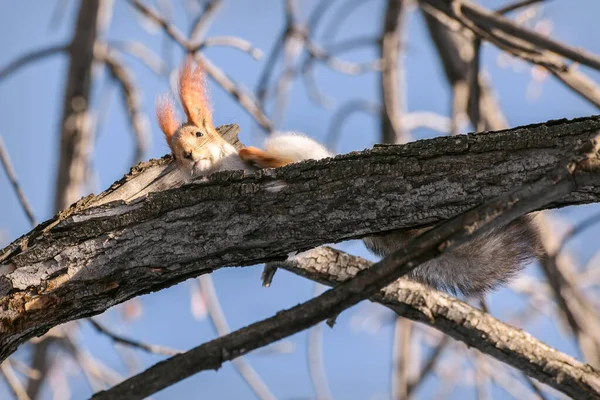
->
1, 1, 600, 399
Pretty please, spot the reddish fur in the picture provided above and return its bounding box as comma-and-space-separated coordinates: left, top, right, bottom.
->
238, 147, 292, 168
179, 56, 212, 128
155, 95, 179, 148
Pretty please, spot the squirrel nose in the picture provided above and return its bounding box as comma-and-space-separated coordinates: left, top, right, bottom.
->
183, 151, 193, 160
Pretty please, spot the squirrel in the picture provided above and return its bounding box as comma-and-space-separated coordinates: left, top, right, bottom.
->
156, 57, 542, 298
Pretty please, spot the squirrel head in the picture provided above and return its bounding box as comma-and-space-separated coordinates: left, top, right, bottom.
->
156, 57, 229, 175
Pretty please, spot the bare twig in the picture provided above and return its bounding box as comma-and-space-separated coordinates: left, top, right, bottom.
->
307, 283, 333, 400
189, 0, 222, 42
88, 319, 181, 357
95, 44, 150, 165
54, 0, 103, 211
437, 1, 600, 110
127, 0, 273, 131
196, 276, 276, 400
380, 0, 408, 143
0, 136, 37, 226
468, 37, 482, 131
326, 100, 381, 150
496, 0, 549, 15
422, 0, 600, 72
25, 335, 59, 400
422, 11, 508, 130
109, 40, 167, 75
450, 79, 469, 135
198, 55, 274, 131
1, 359, 30, 400
406, 335, 449, 395
537, 213, 600, 368
270, 1, 305, 128
391, 318, 413, 400
0, 45, 67, 83
403, 111, 454, 133
554, 210, 600, 257
193, 36, 263, 60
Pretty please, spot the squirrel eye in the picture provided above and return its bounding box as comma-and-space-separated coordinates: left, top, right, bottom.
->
183, 151, 193, 160
195, 131, 204, 138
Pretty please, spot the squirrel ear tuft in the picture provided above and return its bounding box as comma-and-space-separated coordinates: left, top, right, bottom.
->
178, 56, 213, 129
156, 95, 179, 147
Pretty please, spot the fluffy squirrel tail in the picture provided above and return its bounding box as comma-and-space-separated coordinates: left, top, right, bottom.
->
239, 132, 332, 168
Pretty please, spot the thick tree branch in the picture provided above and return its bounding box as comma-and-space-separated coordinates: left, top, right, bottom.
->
1, 117, 600, 365
268, 246, 600, 399
91, 122, 600, 399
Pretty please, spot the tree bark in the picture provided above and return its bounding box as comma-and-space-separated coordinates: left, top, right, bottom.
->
1, 116, 600, 363
269, 246, 600, 399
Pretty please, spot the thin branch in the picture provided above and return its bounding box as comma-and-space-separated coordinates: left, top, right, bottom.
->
406, 335, 449, 395
450, 79, 469, 135
307, 283, 333, 400
422, 10, 508, 130
0, 45, 67, 83
1, 359, 30, 400
196, 276, 276, 400
537, 213, 600, 368
326, 99, 381, 150
197, 54, 274, 131
0, 136, 37, 226
469, 37, 482, 131
127, 0, 273, 131
88, 319, 181, 357
95, 44, 150, 165
436, 1, 600, 110
322, 0, 378, 42
254, 26, 287, 110
403, 111, 454, 133
109, 40, 167, 75
422, 0, 600, 72
271, 12, 304, 127
496, 0, 549, 14
54, 0, 103, 211
523, 374, 551, 400
8, 359, 40, 381
391, 318, 413, 400
193, 36, 263, 60
380, 0, 408, 143
554, 210, 600, 257
189, 0, 222, 42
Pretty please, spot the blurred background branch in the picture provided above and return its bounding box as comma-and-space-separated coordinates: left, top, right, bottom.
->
2, 0, 600, 399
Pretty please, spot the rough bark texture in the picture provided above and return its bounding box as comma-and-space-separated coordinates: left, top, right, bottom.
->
269, 247, 600, 400
1, 116, 600, 363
